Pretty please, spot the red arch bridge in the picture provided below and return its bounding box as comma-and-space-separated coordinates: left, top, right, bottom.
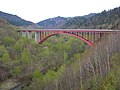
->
17, 29, 120, 46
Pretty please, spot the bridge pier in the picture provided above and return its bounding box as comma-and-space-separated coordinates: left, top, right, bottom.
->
22, 31, 26, 37
93, 32, 96, 42
35, 32, 40, 43
27, 31, 32, 39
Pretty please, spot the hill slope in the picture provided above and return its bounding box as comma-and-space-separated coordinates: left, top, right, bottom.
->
0, 17, 19, 46
0, 11, 34, 26
37, 14, 96, 29
37, 16, 68, 29
37, 7, 120, 29
62, 7, 120, 29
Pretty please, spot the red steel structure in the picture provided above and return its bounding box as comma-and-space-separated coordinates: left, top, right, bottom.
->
17, 29, 120, 46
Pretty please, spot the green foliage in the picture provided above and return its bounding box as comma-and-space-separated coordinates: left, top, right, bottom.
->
12, 66, 21, 77
13, 37, 31, 60
99, 72, 117, 90
91, 78, 98, 90
111, 53, 120, 68
42, 47, 52, 56
44, 70, 57, 82
0, 45, 10, 64
1, 51, 10, 64
63, 51, 68, 61
21, 48, 31, 64
2, 36, 15, 47
14, 40, 23, 53
33, 70, 44, 80
14, 37, 30, 53
72, 54, 81, 62
103, 84, 116, 90
57, 64, 65, 76
0, 45, 7, 57
31, 65, 65, 89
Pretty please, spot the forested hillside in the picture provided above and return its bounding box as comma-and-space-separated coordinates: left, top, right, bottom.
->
34, 28, 120, 90
0, 17, 19, 46
37, 7, 120, 29
0, 17, 86, 89
62, 7, 120, 29
37, 14, 96, 29
0, 11, 34, 26
37, 16, 68, 29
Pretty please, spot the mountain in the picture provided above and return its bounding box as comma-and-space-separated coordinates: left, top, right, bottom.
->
37, 16, 68, 29
61, 7, 120, 29
37, 7, 120, 30
0, 11, 34, 26
0, 17, 9, 25
37, 14, 96, 29
82, 13, 96, 18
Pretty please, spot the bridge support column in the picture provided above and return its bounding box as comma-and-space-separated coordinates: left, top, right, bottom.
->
92, 32, 95, 42
39, 31, 41, 40
35, 32, 40, 43
27, 31, 32, 39
18, 31, 21, 35
81, 32, 84, 37
22, 32, 26, 37
87, 32, 89, 40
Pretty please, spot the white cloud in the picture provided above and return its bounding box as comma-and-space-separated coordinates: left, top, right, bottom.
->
0, 0, 120, 22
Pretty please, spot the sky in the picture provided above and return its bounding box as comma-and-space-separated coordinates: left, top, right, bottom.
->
0, 0, 120, 23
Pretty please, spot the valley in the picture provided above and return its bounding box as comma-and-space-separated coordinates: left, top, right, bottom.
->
0, 6, 120, 90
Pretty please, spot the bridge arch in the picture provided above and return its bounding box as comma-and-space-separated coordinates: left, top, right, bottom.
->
18, 29, 120, 47
38, 32, 94, 46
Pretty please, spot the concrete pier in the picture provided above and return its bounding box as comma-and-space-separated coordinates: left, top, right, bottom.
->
22, 32, 26, 37
27, 31, 32, 39
35, 32, 40, 43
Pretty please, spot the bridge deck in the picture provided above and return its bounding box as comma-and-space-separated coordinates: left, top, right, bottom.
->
18, 29, 120, 32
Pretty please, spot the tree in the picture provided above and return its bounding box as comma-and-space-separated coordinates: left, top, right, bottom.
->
21, 48, 31, 64
32, 70, 44, 89
12, 66, 21, 78
0, 45, 7, 58
1, 51, 10, 65
0, 46, 11, 65
2, 36, 15, 47
33, 70, 44, 80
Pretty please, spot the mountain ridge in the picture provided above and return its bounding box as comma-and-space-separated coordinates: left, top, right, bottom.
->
1, 6, 120, 29
37, 13, 96, 29
0, 11, 34, 26
37, 16, 68, 29
36, 7, 120, 29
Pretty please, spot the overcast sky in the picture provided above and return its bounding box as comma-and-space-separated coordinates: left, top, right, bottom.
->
0, 0, 120, 23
